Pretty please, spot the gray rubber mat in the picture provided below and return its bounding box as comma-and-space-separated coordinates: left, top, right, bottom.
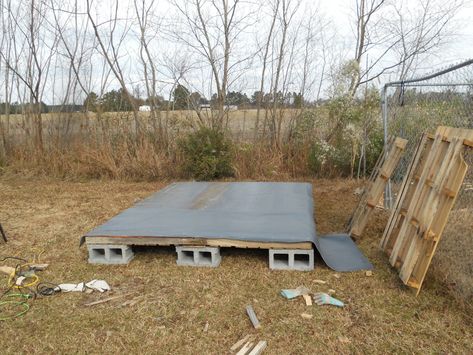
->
85, 182, 316, 244
314, 233, 373, 271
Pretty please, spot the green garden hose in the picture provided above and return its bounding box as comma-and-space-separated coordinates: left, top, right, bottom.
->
0, 293, 31, 321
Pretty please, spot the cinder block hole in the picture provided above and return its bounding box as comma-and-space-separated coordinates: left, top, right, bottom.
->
198, 251, 212, 265
110, 248, 123, 260
274, 253, 289, 266
181, 250, 195, 263
91, 248, 106, 259
294, 253, 310, 267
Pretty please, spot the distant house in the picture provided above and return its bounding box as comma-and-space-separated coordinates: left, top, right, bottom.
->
139, 105, 151, 112
224, 105, 238, 111
199, 104, 211, 111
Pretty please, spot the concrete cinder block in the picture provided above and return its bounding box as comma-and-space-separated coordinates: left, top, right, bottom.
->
176, 246, 221, 267
87, 244, 134, 264
269, 249, 314, 271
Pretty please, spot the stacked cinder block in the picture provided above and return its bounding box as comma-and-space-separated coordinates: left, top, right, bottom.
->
87, 244, 134, 264
269, 249, 314, 271
176, 246, 221, 267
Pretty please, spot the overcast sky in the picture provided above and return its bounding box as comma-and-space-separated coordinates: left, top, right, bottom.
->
3, 0, 473, 104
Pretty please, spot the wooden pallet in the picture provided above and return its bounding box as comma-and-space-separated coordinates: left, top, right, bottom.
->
380, 127, 471, 295
83, 236, 313, 250
348, 136, 408, 238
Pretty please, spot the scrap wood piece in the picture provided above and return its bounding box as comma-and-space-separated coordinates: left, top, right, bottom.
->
313, 279, 326, 284
248, 341, 267, 355
301, 313, 313, 319
302, 294, 312, 306
0, 223, 7, 243
236, 342, 254, 355
379, 127, 470, 295
84, 292, 134, 307
246, 305, 261, 329
348, 136, 408, 238
0, 265, 15, 275
230, 335, 252, 352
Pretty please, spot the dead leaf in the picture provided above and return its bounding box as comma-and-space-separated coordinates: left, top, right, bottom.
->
365, 271, 373, 277
333, 274, 341, 279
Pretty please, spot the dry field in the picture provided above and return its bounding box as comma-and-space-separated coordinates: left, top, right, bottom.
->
0, 177, 472, 354
2, 108, 331, 143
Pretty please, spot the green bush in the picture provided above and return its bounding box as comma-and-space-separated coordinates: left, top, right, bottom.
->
178, 127, 234, 180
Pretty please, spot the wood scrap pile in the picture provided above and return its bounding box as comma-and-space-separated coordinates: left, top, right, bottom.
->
230, 335, 267, 355
380, 126, 472, 295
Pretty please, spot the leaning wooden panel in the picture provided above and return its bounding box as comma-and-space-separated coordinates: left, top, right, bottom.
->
348, 137, 407, 238
399, 139, 463, 282
379, 128, 471, 295
388, 135, 444, 267
347, 137, 392, 232
402, 142, 468, 294
380, 134, 428, 251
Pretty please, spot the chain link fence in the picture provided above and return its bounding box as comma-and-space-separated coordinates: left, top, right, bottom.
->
382, 59, 473, 302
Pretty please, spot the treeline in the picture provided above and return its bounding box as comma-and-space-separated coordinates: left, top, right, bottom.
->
80, 85, 305, 113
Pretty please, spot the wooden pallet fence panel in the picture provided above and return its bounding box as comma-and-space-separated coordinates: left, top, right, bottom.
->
388, 135, 444, 267
398, 139, 462, 283
380, 134, 429, 252
346, 137, 392, 232
379, 127, 471, 295
349, 137, 407, 238
403, 142, 467, 293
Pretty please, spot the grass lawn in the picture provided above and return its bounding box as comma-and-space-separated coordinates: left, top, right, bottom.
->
0, 177, 472, 354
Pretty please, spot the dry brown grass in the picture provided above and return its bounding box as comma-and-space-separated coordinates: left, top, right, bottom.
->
1, 177, 472, 354
0, 108, 338, 181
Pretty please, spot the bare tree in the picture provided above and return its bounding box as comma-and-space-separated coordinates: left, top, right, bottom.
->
253, 0, 279, 141
268, 0, 300, 145
172, 0, 253, 130
86, 0, 142, 133
348, 0, 462, 97
348, 0, 387, 97
1, 0, 59, 151
133, 0, 164, 139
390, 0, 462, 81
